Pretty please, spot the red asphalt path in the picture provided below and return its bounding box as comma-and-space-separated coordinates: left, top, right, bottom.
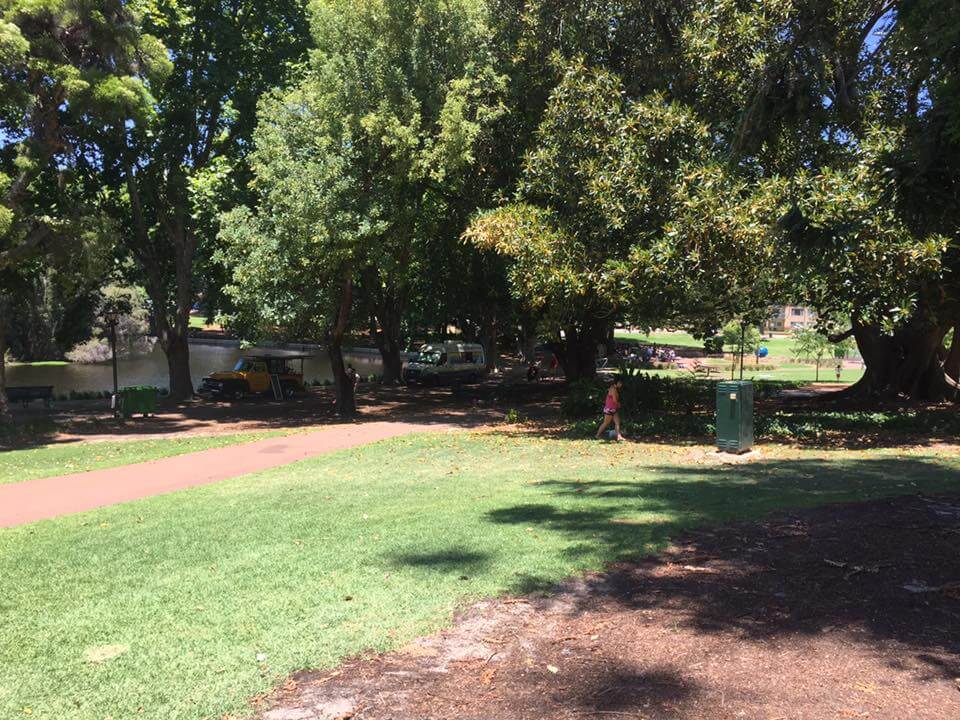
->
0, 421, 444, 528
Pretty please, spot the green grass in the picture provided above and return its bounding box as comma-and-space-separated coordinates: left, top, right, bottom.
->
639, 364, 864, 383
0, 431, 288, 485
617, 329, 797, 357
189, 315, 221, 330
2, 433, 958, 720
7, 360, 70, 367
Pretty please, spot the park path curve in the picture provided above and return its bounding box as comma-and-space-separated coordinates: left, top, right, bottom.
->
0, 421, 449, 528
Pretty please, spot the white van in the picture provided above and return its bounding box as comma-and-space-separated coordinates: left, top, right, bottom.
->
403, 342, 487, 385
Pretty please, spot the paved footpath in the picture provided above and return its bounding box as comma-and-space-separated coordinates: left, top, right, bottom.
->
0, 421, 447, 528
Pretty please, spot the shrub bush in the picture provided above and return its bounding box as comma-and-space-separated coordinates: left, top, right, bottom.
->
703, 335, 724, 355
562, 374, 716, 418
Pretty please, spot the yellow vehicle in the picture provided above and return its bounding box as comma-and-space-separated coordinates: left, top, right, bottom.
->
198, 354, 308, 401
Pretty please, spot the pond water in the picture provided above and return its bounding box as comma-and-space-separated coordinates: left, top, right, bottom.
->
6, 341, 384, 396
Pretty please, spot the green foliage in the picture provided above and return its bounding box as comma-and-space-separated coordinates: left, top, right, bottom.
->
467, 63, 714, 333
220, 0, 505, 344
792, 327, 830, 362
563, 375, 718, 419
703, 334, 724, 355
65, 285, 153, 363
722, 321, 762, 355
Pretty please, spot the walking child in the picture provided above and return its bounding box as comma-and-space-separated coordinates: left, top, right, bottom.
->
596, 379, 625, 441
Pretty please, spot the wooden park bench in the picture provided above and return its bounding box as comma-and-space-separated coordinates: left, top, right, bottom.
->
684, 361, 718, 380
5, 385, 54, 408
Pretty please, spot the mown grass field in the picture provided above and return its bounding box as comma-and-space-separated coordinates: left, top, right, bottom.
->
616, 329, 798, 357
0, 431, 288, 485
2, 432, 957, 720
614, 330, 864, 383
640, 363, 864, 383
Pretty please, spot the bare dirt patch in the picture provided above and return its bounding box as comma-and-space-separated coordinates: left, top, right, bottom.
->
256, 494, 960, 720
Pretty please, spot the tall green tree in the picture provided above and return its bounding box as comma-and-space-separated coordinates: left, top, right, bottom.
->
687, 0, 960, 400
96, 0, 310, 400
0, 0, 164, 420
467, 64, 715, 379
792, 326, 832, 382
220, 0, 505, 409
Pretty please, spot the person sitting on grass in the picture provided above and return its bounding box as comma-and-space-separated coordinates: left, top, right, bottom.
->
595, 378, 625, 441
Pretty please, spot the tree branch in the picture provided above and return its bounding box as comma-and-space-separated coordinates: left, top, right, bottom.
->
0, 223, 53, 269
828, 327, 855, 343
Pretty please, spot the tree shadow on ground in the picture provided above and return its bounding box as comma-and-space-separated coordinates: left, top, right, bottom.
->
387, 549, 492, 576
3, 380, 566, 448
486, 456, 960, 682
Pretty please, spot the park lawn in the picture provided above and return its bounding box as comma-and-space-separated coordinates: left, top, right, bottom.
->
188, 315, 222, 331
2, 434, 958, 720
0, 431, 289, 485
616, 329, 797, 357
639, 364, 864, 383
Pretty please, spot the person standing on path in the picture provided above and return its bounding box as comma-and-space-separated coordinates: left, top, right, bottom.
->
596, 379, 625, 441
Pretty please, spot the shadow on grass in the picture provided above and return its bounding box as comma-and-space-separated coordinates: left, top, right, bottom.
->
389, 549, 492, 576
485, 456, 960, 681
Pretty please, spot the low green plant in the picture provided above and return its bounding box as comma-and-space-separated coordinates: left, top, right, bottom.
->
505, 408, 526, 424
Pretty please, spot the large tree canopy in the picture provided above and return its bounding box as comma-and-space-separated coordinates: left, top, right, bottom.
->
219, 0, 505, 412
92, 0, 310, 400
0, 0, 165, 420
3, 0, 959, 410
470, 0, 960, 398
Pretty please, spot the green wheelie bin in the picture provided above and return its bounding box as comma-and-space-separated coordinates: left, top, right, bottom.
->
120, 386, 159, 418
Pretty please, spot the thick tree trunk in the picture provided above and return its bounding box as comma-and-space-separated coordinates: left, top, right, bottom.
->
847, 318, 958, 402
163, 331, 193, 401
553, 321, 604, 382
125, 167, 195, 401
369, 295, 404, 385
146, 279, 194, 402
0, 309, 10, 424
373, 330, 404, 384
945, 322, 960, 382
330, 278, 356, 417
481, 312, 498, 373
329, 340, 355, 416
605, 324, 617, 360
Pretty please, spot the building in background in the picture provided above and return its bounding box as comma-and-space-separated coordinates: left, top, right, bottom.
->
765, 305, 816, 332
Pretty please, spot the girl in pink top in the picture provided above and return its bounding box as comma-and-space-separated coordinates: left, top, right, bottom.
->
595, 379, 625, 441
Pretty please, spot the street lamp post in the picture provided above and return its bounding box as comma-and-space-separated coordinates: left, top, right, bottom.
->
101, 296, 131, 419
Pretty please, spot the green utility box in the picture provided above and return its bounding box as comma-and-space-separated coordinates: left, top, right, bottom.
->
120, 386, 158, 418
716, 380, 754, 453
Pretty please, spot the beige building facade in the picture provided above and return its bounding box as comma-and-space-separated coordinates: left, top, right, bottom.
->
765, 305, 816, 332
